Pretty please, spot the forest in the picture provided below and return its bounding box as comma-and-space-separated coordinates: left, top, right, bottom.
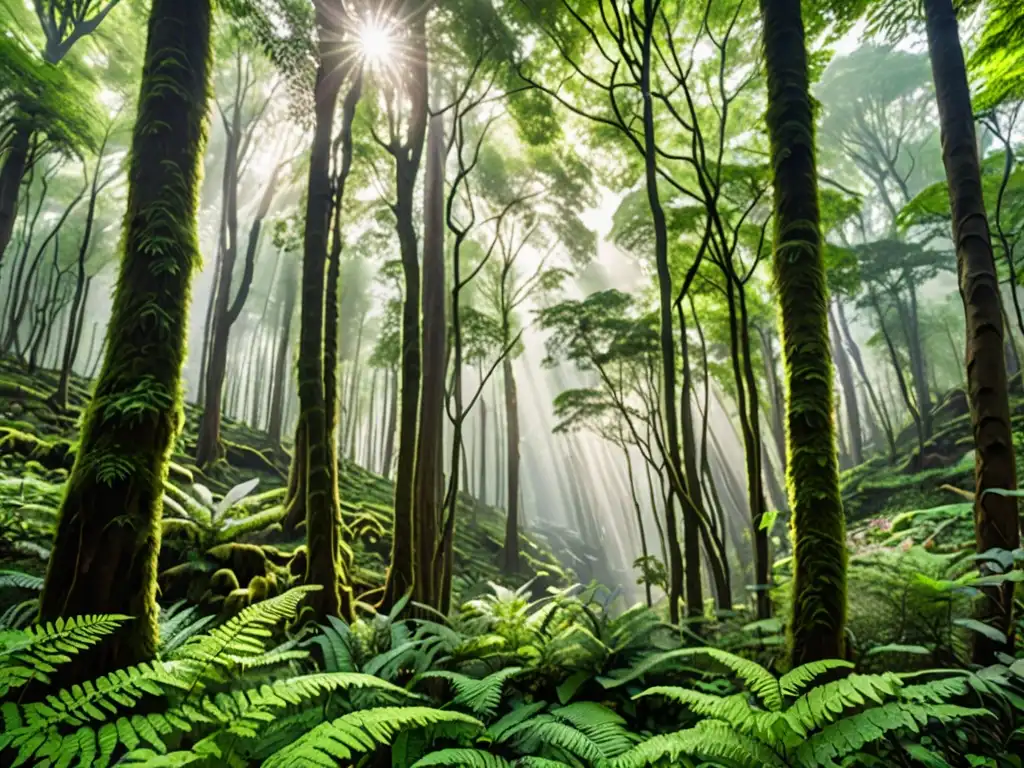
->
0, 0, 1023, 765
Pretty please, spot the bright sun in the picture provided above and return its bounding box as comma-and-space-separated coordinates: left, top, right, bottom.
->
357, 20, 394, 65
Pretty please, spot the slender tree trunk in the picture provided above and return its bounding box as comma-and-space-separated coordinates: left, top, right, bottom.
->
0, 123, 31, 264
829, 304, 863, 465
39, 0, 211, 679
268, 255, 298, 447
414, 112, 446, 608
365, 369, 378, 467
477, 392, 488, 514
500, 357, 522, 573
872, 292, 926, 463
924, 0, 1020, 662
638, 0, 685, 622
286, 18, 360, 619
381, 9, 429, 611
382, 366, 398, 478
196, 157, 279, 465
760, 0, 846, 664
677, 304, 705, 618
837, 299, 895, 461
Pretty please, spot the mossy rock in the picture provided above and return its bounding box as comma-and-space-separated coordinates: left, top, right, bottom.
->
223, 587, 252, 615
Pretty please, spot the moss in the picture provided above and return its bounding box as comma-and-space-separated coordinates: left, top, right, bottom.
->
223, 587, 252, 615
209, 568, 240, 594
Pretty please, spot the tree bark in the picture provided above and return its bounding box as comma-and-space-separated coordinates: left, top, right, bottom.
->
760, 0, 846, 665
924, 0, 1020, 662
381, 8, 430, 612
0, 124, 31, 265
268, 254, 298, 447
414, 112, 446, 607
38, 0, 211, 679
500, 357, 522, 573
829, 304, 863, 465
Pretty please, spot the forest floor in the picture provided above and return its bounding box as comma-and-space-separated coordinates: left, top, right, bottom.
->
0, 358, 572, 619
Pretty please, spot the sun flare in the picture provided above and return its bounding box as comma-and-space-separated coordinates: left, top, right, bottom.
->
357, 20, 394, 65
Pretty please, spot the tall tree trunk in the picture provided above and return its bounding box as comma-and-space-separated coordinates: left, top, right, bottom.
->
382, 366, 398, 478
38, 0, 211, 679
829, 304, 862, 465
760, 0, 846, 665
414, 112, 446, 608
836, 299, 895, 461
924, 0, 1020, 662
0, 123, 31, 264
639, 0, 685, 622
477, 392, 487, 514
286, 12, 359, 619
381, 9, 430, 611
268, 254, 298, 447
500, 357, 522, 573
195, 157, 278, 465
677, 304, 705, 618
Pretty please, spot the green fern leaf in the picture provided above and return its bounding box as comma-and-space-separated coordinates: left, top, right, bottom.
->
412, 748, 512, 767
778, 660, 855, 698
795, 702, 990, 766
610, 719, 786, 768
262, 706, 483, 768
419, 666, 522, 717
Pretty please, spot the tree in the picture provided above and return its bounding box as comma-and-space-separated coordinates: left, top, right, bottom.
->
0, 1, 121, 265
38, 0, 212, 679
759, 0, 846, 665
923, 0, 1019, 663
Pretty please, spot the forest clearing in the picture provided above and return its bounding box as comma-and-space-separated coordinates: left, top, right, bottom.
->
1, 0, 1023, 765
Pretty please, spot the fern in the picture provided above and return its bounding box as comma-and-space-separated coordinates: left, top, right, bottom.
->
779, 659, 855, 697
0, 613, 131, 696
622, 649, 992, 767
158, 602, 215, 656
419, 666, 523, 717
168, 585, 318, 683
262, 706, 483, 767
412, 749, 513, 767
0, 570, 44, 591
794, 702, 991, 766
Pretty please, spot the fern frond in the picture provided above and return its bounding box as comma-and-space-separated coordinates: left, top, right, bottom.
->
420, 666, 522, 717
636, 686, 755, 729
262, 706, 483, 768
0, 613, 132, 696
487, 701, 549, 742
169, 585, 318, 681
786, 673, 902, 732
794, 702, 990, 766
0, 571, 44, 591
516, 759, 576, 768
778, 659, 855, 697
695, 649, 783, 711
508, 715, 603, 763
610, 719, 786, 768
158, 603, 215, 656
412, 748, 513, 767
0, 661, 185, 766
550, 702, 637, 757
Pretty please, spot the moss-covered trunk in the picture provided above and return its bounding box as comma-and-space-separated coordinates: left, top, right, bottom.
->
759, 0, 846, 665
924, 0, 1020, 662
38, 0, 211, 678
